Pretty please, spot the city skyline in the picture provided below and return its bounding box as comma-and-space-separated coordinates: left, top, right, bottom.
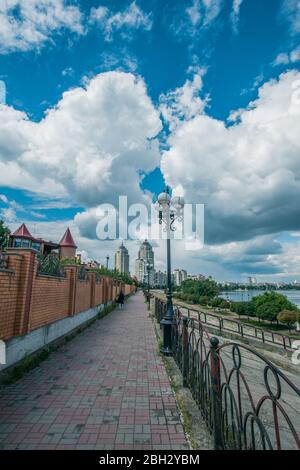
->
1, 1, 300, 281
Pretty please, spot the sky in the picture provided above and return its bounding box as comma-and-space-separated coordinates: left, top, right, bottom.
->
1, 0, 300, 282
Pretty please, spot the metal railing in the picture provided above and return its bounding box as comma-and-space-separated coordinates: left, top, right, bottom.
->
0, 252, 8, 270
155, 296, 296, 350
37, 254, 65, 278
77, 265, 88, 281
154, 298, 300, 450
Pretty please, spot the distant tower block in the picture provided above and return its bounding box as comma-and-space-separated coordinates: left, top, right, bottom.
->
59, 228, 77, 259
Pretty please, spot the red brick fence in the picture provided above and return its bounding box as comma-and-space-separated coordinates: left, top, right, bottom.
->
0, 248, 135, 342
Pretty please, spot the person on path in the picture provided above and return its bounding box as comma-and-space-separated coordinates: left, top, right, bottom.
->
117, 290, 125, 309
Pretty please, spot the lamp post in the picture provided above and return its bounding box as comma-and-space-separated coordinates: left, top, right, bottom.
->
157, 188, 185, 356
146, 261, 151, 308
106, 255, 109, 270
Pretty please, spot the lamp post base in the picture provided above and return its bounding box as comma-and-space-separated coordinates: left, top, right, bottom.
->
160, 314, 173, 356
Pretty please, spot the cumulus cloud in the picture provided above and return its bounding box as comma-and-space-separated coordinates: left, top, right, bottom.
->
0, 0, 84, 54
160, 69, 208, 131
161, 70, 300, 249
90, 1, 152, 42
0, 71, 162, 211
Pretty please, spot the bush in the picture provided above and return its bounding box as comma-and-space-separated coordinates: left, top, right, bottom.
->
277, 310, 299, 329
230, 301, 255, 317
253, 292, 298, 322
198, 296, 212, 306
219, 300, 231, 309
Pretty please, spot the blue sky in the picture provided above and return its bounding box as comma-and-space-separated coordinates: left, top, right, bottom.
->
1, 0, 300, 281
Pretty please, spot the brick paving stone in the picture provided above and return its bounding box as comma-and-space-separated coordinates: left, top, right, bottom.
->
0, 293, 189, 450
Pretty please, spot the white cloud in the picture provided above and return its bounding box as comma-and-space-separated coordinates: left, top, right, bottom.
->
0, 194, 8, 204
159, 69, 208, 131
90, 1, 152, 42
62, 67, 74, 77
274, 45, 300, 66
0, 80, 6, 104
282, 0, 300, 35
0, 71, 162, 209
0, 206, 17, 222
161, 70, 300, 248
99, 50, 138, 73
231, 0, 244, 33
173, 0, 223, 37
0, 0, 84, 54
190, 0, 222, 27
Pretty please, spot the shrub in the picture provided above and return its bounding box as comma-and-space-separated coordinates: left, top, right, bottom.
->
277, 310, 299, 329
253, 292, 298, 322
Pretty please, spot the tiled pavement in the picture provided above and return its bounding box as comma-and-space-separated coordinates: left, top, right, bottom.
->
0, 293, 189, 450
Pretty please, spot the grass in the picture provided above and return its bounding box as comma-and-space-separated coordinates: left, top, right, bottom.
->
2, 301, 117, 386
239, 318, 298, 334
161, 355, 198, 450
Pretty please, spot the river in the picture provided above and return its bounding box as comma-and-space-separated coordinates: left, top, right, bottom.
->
220, 290, 300, 307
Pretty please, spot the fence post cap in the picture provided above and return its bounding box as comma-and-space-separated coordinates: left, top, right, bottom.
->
210, 337, 219, 348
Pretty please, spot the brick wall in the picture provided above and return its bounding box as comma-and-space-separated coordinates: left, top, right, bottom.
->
0, 249, 136, 341
74, 277, 92, 314
94, 279, 104, 306
29, 275, 70, 331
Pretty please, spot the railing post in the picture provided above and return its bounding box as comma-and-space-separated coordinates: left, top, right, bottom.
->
182, 317, 189, 387
282, 335, 286, 350
210, 337, 223, 450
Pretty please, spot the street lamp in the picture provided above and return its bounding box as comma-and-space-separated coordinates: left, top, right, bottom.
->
157, 188, 185, 356
146, 261, 151, 307
106, 255, 110, 270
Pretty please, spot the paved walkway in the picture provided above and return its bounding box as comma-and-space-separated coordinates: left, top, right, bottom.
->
0, 293, 189, 450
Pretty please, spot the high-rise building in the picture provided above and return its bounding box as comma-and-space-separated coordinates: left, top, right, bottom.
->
115, 242, 130, 275
135, 240, 155, 285
173, 269, 188, 286
154, 270, 167, 288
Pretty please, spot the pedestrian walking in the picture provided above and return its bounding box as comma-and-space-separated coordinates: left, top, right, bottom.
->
116, 290, 125, 309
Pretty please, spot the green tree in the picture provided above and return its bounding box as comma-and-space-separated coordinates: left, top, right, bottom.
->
181, 278, 219, 300
0, 219, 10, 249
277, 310, 299, 330
253, 292, 298, 322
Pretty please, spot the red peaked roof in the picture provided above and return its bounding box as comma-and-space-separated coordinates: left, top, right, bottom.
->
59, 228, 77, 248
12, 223, 35, 240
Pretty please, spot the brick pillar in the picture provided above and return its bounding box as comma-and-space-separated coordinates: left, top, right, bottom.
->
6, 248, 38, 336
64, 265, 77, 316
89, 272, 96, 308
103, 276, 109, 304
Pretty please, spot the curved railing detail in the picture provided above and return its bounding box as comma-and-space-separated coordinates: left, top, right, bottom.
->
154, 297, 300, 450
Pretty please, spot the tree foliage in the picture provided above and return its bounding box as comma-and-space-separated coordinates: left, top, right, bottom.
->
252, 291, 298, 322
230, 301, 255, 318
89, 267, 136, 285
180, 278, 220, 300
277, 309, 299, 328
0, 219, 10, 249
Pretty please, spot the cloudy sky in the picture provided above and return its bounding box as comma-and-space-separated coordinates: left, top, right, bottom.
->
1, 0, 300, 282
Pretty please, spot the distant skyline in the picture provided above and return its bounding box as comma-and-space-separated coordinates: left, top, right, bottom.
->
1, 1, 300, 281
